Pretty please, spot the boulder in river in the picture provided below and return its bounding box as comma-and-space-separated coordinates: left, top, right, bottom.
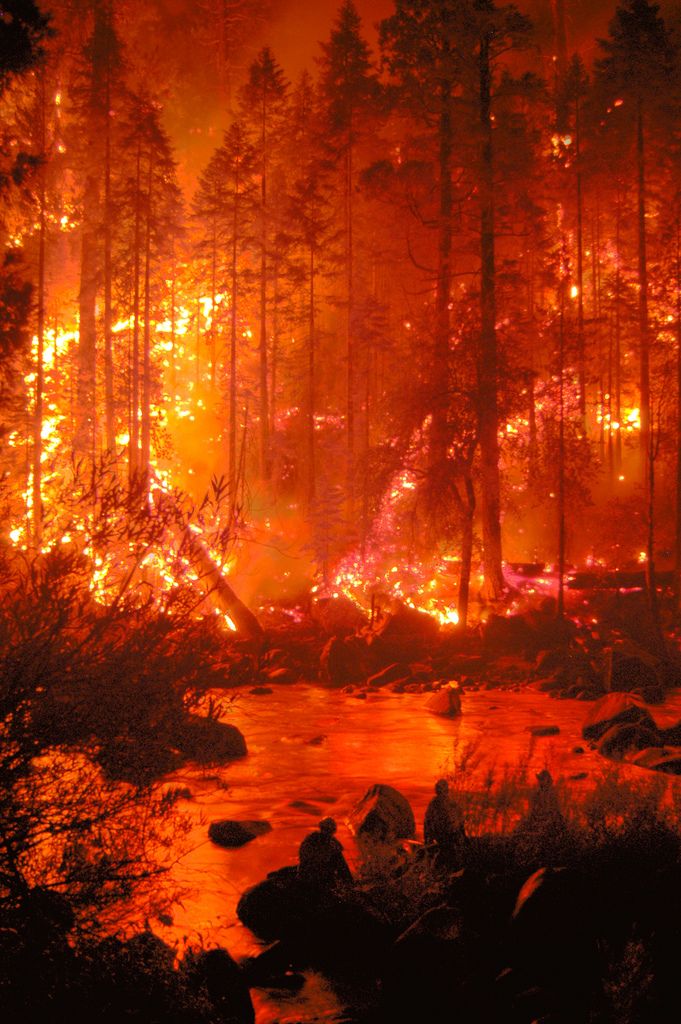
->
596, 721, 660, 760
184, 947, 255, 1024
582, 692, 657, 743
320, 635, 366, 687
425, 684, 462, 718
351, 783, 415, 845
177, 717, 247, 763
626, 746, 681, 775
367, 662, 412, 688
209, 820, 272, 848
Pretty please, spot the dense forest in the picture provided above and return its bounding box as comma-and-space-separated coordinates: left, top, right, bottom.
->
2, 0, 680, 631
4, 3, 681, 1022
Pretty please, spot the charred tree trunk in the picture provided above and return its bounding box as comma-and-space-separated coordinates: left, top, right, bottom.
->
229, 195, 239, 499
76, 172, 98, 457
141, 152, 153, 479
457, 475, 476, 630
345, 134, 355, 514
637, 100, 651, 475
429, 81, 453, 485
306, 244, 316, 509
32, 75, 47, 543
103, 54, 114, 453
675, 216, 681, 614
636, 99, 657, 621
575, 93, 586, 425
129, 137, 142, 481
258, 103, 270, 482
478, 32, 504, 600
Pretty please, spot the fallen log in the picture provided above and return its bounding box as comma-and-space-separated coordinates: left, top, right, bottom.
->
182, 528, 264, 642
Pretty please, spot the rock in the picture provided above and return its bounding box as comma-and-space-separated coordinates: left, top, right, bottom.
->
288, 800, 323, 816
626, 746, 681, 774
320, 635, 366, 687
351, 783, 416, 845
237, 866, 301, 941
596, 721, 660, 760
582, 693, 657, 743
660, 720, 681, 745
373, 605, 441, 660
249, 686, 273, 695
267, 667, 298, 684
527, 725, 560, 737
367, 662, 412, 688
209, 820, 272, 848
483, 613, 533, 655
178, 717, 247, 763
425, 684, 462, 718
380, 905, 466, 1021
312, 594, 368, 636
509, 867, 602, 1013
184, 947, 255, 1024
606, 649, 660, 695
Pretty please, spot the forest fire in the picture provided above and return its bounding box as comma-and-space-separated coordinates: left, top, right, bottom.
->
3, 1, 681, 1023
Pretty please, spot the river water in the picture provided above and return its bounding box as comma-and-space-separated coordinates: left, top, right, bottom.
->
160, 683, 681, 1023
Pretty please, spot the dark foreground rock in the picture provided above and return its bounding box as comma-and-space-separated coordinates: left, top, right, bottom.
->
177, 716, 247, 763
208, 820, 272, 848
582, 692, 657, 742
351, 783, 416, 846
425, 684, 462, 717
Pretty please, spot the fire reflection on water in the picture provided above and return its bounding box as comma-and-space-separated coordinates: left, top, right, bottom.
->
155, 685, 681, 1021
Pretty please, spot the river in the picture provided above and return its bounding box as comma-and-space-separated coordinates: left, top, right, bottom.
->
159, 683, 681, 1023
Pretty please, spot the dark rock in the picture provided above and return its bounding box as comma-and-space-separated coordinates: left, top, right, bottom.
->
626, 746, 681, 774
307, 734, 326, 746
320, 635, 366, 687
596, 721, 660, 760
425, 684, 462, 718
288, 800, 322, 816
351, 783, 416, 845
527, 725, 560, 737
660, 720, 681, 745
483, 613, 533, 655
209, 820, 272, 848
267, 667, 298, 684
178, 716, 247, 763
509, 867, 602, 1010
606, 649, 660, 695
582, 692, 657, 743
249, 686, 273, 695
367, 662, 411, 688
373, 605, 440, 660
237, 866, 301, 941
312, 594, 368, 636
380, 904, 467, 1021
184, 947, 254, 1024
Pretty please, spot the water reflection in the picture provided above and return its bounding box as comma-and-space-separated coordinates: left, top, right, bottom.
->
161, 684, 681, 1021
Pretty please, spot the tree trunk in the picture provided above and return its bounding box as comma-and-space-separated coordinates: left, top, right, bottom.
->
575, 94, 586, 425
141, 152, 153, 479
429, 81, 453, 481
637, 100, 651, 474
229, 193, 239, 498
103, 57, 114, 453
675, 216, 681, 614
457, 475, 475, 629
478, 32, 504, 599
345, 133, 355, 513
129, 137, 142, 481
259, 97, 270, 481
32, 75, 46, 543
307, 244, 316, 509
76, 172, 98, 457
